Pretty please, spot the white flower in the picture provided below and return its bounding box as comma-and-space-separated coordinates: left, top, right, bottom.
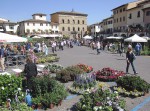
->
114, 91, 118, 94
107, 97, 110, 100
93, 106, 98, 111
8, 84, 11, 86
1, 87, 4, 90
18, 88, 21, 91
98, 106, 102, 110
22, 94, 24, 97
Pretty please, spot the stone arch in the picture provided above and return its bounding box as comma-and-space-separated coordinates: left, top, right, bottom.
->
114, 34, 118, 37
139, 33, 145, 37
121, 34, 126, 37
129, 34, 134, 37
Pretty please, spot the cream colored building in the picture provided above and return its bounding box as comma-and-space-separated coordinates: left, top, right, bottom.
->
51, 11, 88, 38
0, 17, 18, 34
18, 13, 59, 36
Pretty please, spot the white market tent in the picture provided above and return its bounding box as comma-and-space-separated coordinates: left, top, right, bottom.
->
0, 32, 27, 43
142, 36, 150, 40
106, 36, 123, 39
83, 35, 93, 40
124, 34, 147, 42
38, 34, 62, 38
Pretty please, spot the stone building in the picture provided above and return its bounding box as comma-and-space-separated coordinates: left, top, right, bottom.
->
18, 13, 59, 36
51, 10, 88, 38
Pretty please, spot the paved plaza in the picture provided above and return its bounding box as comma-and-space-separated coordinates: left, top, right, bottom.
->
6, 46, 150, 111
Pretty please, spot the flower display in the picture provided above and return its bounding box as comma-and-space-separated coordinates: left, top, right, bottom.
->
68, 73, 97, 94
0, 74, 23, 105
96, 67, 125, 81
77, 64, 93, 73
75, 88, 126, 111
43, 64, 63, 73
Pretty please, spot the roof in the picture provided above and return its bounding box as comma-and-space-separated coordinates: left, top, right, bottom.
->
19, 19, 50, 23
111, 4, 127, 11
32, 13, 46, 16
0, 21, 16, 25
51, 11, 88, 16
103, 16, 113, 21
50, 22, 59, 25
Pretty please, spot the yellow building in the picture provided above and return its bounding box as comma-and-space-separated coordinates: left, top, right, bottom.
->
51, 10, 88, 38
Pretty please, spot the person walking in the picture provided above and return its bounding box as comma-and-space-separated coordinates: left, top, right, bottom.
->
0, 45, 5, 72
126, 46, 138, 74
24, 57, 38, 90
96, 41, 101, 55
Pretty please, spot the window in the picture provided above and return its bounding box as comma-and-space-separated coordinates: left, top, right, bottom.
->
62, 27, 65, 31
9, 25, 14, 29
129, 13, 132, 19
62, 19, 65, 23
114, 11, 116, 15
120, 9, 122, 13
26, 29, 30, 33
82, 20, 84, 24
73, 27, 75, 31
120, 17, 122, 22
68, 19, 70, 24
82, 27, 84, 31
73, 20, 75, 24
33, 29, 36, 33
78, 27, 80, 31
146, 11, 150, 16
117, 10, 118, 14
68, 27, 70, 31
123, 8, 126, 11
123, 16, 125, 21
117, 18, 118, 23
78, 20, 80, 24
40, 23, 43, 26
114, 19, 116, 23
33, 23, 35, 26
137, 11, 140, 17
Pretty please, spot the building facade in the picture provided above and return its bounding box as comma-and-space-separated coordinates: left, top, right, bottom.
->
0, 18, 18, 34
90, 23, 101, 37
18, 13, 59, 36
51, 10, 88, 38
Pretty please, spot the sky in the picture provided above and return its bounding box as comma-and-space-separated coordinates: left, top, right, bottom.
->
0, 0, 135, 25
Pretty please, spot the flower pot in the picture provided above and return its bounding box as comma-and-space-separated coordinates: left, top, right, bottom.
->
50, 103, 54, 109
58, 100, 62, 106
38, 103, 42, 109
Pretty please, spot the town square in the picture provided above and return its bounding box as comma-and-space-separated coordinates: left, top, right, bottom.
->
0, 0, 150, 111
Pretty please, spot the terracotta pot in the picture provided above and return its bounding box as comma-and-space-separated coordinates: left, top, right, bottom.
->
50, 103, 54, 109
58, 100, 62, 106
38, 103, 42, 109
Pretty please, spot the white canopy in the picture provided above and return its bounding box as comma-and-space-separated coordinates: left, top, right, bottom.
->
106, 36, 123, 39
0, 32, 27, 42
83, 35, 93, 39
124, 34, 147, 42
142, 36, 150, 40
38, 34, 62, 38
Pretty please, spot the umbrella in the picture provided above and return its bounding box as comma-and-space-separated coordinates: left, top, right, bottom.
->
124, 34, 147, 42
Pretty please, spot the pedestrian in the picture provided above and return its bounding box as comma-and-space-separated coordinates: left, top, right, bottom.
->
96, 41, 101, 55
118, 42, 123, 56
0, 45, 5, 72
126, 46, 138, 74
135, 43, 140, 56
24, 57, 38, 90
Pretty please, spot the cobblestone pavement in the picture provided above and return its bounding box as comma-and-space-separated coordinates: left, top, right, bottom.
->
5, 46, 150, 111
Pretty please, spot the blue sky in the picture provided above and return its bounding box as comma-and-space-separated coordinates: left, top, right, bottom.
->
0, 0, 134, 25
